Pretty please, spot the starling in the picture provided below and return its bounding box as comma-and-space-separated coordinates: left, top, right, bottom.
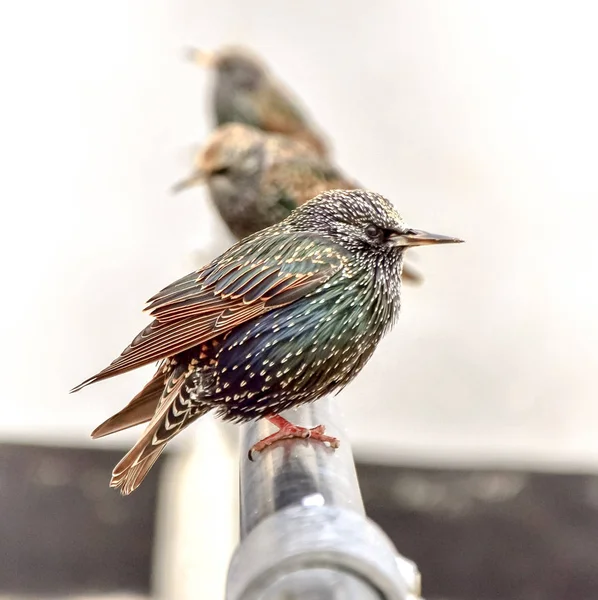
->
187, 46, 328, 156
72, 190, 462, 494
172, 122, 423, 284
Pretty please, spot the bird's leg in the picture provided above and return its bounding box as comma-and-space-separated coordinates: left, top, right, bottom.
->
248, 415, 340, 460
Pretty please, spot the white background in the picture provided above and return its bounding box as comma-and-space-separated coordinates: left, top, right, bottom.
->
1, 0, 597, 471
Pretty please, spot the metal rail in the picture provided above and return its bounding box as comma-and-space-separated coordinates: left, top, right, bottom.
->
226, 397, 423, 600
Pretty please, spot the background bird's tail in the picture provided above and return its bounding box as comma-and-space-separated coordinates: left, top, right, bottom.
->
109, 366, 211, 495
402, 262, 423, 285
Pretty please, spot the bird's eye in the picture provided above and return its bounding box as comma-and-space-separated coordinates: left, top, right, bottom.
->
365, 224, 383, 240
211, 167, 230, 176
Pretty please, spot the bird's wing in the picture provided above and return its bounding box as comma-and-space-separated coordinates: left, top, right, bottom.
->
72, 232, 348, 391
256, 82, 328, 156
263, 143, 357, 212
257, 81, 309, 133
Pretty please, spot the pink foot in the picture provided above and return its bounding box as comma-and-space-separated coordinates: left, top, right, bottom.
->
248, 415, 340, 460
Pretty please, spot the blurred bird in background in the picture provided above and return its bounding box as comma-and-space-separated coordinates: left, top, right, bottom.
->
187, 46, 329, 157
72, 190, 462, 495
172, 123, 347, 239
173, 123, 423, 283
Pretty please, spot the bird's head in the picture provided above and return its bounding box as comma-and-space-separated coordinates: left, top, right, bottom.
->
286, 189, 463, 259
214, 48, 266, 91
171, 124, 265, 194
187, 46, 266, 92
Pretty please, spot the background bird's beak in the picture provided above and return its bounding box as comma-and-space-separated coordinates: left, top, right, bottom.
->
171, 170, 204, 194
185, 47, 216, 68
389, 229, 464, 247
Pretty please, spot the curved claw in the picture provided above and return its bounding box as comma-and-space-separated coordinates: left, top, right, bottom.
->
248, 419, 340, 461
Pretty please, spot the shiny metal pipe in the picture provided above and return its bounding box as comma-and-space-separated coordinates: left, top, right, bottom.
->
226, 397, 423, 600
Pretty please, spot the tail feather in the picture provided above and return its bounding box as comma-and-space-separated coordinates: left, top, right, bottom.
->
402, 262, 423, 285
109, 367, 211, 495
91, 369, 165, 439
110, 447, 166, 496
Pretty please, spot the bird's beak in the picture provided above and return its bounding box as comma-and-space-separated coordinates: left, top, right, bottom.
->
171, 170, 204, 194
388, 229, 464, 247
185, 47, 216, 67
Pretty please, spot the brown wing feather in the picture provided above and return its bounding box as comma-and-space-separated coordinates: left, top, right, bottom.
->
257, 82, 308, 135
91, 367, 165, 439
256, 84, 328, 156
71, 233, 346, 392
261, 138, 357, 209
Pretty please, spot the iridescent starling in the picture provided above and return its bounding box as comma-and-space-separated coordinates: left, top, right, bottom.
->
187, 46, 328, 156
173, 123, 423, 284
72, 190, 462, 494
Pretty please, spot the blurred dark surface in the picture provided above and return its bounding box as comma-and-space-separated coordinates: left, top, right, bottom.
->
358, 463, 598, 600
0, 443, 163, 597
2, 443, 598, 599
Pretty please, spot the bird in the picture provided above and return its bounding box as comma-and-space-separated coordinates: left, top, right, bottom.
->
172, 122, 424, 284
187, 46, 329, 156
71, 189, 462, 494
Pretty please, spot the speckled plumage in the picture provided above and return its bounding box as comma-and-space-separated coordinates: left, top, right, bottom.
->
189, 46, 328, 156
173, 123, 423, 283
72, 190, 462, 494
